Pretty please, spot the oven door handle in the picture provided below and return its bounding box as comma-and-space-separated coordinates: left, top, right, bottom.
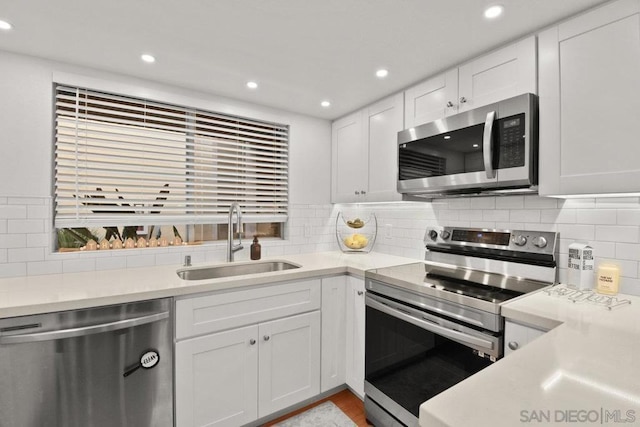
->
367, 297, 494, 351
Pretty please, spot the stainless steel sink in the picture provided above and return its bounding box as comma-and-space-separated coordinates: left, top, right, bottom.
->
176, 261, 301, 280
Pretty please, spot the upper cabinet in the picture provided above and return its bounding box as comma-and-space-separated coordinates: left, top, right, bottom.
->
331, 93, 404, 203
539, 0, 640, 196
331, 111, 367, 203
404, 69, 458, 128
404, 36, 537, 128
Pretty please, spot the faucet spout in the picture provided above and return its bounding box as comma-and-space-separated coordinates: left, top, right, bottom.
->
227, 202, 244, 262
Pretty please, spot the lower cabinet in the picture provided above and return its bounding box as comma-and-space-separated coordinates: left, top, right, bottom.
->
320, 276, 347, 392
504, 320, 547, 356
175, 311, 321, 427
175, 325, 258, 427
345, 276, 366, 398
175, 275, 367, 426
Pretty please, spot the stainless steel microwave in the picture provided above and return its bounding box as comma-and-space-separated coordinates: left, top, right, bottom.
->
397, 93, 538, 199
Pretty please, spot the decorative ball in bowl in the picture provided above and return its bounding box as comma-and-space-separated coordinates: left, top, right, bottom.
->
346, 218, 365, 229
343, 233, 369, 249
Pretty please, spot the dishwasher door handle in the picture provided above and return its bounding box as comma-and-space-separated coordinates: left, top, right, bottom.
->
0, 311, 169, 344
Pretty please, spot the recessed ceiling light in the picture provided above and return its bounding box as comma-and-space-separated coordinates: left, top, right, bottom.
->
473, 143, 479, 147
246, 81, 258, 89
141, 54, 156, 63
321, 101, 331, 108
376, 69, 389, 79
484, 5, 504, 19
444, 135, 451, 140
0, 20, 13, 31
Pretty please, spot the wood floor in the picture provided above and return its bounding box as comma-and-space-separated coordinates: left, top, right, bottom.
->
262, 389, 372, 426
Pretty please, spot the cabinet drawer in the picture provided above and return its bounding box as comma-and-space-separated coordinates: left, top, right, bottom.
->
176, 279, 321, 339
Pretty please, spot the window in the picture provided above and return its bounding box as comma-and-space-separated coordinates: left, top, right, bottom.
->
54, 85, 288, 250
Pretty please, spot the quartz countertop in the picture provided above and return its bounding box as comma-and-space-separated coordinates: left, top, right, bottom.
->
419, 286, 640, 426
0, 251, 417, 318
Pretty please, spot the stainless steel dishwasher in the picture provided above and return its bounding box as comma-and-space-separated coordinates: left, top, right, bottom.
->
0, 298, 173, 427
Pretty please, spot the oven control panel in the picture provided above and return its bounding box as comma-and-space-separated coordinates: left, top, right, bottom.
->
425, 226, 557, 255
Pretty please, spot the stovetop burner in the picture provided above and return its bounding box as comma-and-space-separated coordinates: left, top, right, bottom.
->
423, 272, 521, 304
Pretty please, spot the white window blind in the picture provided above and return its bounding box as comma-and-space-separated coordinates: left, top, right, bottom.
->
54, 85, 289, 228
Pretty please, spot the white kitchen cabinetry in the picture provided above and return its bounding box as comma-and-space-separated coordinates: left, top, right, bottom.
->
404, 36, 537, 128
258, 312, 321, 417
404, 69, 458, 128
175, 325, 259, 427
175, 279, 321, 427
331, 93, 404, 203
320, 276, 347, 392
539, 0, 640, 196
504, 320, 547, 356
345, 276, 366, 398
331, 111, 367, 203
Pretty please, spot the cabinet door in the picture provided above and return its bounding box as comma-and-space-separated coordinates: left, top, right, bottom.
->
175, 325, 258, 427
404, 69, 458, 128
458, 36, 537, 111
365, 93, 404, 202
504, 320, 546, 356
345, 276, 366, 398
321, 276, 347, 392
539, 0, 640, 196
331, 111, 367, 203
258, 311, 321, 417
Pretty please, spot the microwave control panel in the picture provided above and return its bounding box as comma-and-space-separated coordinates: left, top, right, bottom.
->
496, 113, 526, 169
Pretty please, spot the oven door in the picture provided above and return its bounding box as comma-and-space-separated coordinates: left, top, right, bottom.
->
364, 292, 501, 426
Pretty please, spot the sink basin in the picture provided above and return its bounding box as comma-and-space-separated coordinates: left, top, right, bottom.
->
176, 261, 301, 280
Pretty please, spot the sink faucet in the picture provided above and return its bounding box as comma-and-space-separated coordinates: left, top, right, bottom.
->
227, 202, 244, 262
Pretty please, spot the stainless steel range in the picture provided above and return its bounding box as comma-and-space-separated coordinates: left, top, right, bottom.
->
363, 226, 558, 427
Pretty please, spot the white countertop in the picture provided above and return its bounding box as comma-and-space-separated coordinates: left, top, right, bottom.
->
0, 251, 417, 318
419, 287, 640, 426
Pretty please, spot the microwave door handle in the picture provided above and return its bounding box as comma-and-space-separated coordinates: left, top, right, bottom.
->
483, 110, 496, 179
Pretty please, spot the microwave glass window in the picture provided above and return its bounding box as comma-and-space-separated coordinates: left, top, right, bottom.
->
398, 123, 485, 180
495, 113, 526, 169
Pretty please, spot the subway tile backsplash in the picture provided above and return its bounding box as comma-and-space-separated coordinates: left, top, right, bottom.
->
1, 194, 640, 296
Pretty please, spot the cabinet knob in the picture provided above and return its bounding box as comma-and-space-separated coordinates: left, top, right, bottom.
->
357, 290, 364, 296
508, 341, 519, 350
249, 339, 256, 345
446, 101, 454, 108
459, 96, 467, 104
355, 191, 360, 195
361, 190, 367, 195
263, 335, 270, 341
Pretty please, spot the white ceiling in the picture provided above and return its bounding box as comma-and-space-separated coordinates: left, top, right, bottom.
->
0, 0, 609, 120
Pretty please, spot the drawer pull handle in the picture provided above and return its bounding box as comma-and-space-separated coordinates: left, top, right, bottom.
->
264, 335, 270, 341
357, 291, 364, 296
250, 339, 256, 345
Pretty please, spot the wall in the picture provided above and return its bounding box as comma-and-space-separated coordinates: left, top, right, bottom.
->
2, 50, 640, 297
0, 50, 332, 278
0, 50, 331, 203
333, 195, 640, 296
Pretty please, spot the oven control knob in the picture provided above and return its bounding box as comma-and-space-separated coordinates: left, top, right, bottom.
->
512, 235, 527, 246
532, 236, 548, 248
428, 230, 438, 241
440, 230, 451, 240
